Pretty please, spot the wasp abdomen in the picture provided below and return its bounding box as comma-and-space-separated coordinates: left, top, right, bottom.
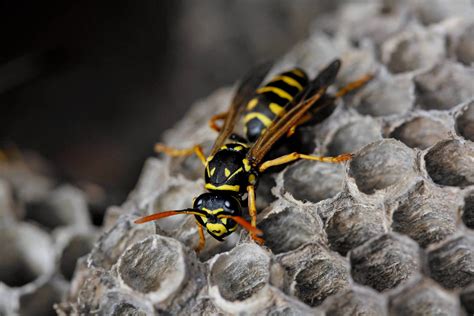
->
244, 68, 309, 142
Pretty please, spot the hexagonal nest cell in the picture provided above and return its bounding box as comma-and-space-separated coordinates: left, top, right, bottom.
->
414, 62, 474, 111
348, 139, 416, 194
425, 139, 474, 188
4, 1, 474, 315
390, 116, 450, 149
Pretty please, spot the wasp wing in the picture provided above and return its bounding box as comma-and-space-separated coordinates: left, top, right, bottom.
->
209, 62, 272, 157
247, 59, 341, 166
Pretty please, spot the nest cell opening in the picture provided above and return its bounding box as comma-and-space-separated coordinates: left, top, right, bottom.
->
210, 245, 270, 302
425, 139, 474, 188
390, 117, 450, 150
349, 139, 415, 194
18, 282, 61, 316
118, 236, 186, 298
327, 119, 382, 156
283, 161, 345, 203
0, 224, 54, 287
60, 235, 94, 281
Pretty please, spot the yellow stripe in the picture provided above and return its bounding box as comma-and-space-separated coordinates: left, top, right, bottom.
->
269, 103, 286, 116
247, 98, 259, 110
210, 167, 216, 176
202, 207, 224, 215
244, 112, 273, 127
292, 69, 306, 78
228, 167, 243, 180
234, 146, 243, 151
205, 183, 240, 192
270, 75, 304, 91
242, 159, 251, 172
224, 168, 231, 177
256, 86, 292, 101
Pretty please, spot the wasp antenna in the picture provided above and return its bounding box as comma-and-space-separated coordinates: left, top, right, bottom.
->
220, 215, 263, 236
134, 209, 204, 224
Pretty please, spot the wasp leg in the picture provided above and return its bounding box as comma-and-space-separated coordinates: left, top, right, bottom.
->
154, 143, 206, 166
258, 152, 353, 173
246, 185, 264, 245
208, 112, 228, 132
195, 220, 206, 253
335, 73, 374, 98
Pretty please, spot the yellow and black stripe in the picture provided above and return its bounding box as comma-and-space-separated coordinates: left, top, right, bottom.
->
243, 68, 308, 142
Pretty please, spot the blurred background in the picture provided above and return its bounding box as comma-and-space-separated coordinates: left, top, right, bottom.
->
0, 0, 342, 208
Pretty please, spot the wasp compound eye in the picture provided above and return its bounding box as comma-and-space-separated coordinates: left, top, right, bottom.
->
196, 199, 203, 207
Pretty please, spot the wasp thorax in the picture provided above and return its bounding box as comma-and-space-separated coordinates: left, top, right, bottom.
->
204, 143, 251, 195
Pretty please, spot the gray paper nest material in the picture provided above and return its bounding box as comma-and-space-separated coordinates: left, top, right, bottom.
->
53, 0, 474, 315
0, 158, 98, 315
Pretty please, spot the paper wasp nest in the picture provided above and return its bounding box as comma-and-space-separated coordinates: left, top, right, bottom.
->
2, 0, 474, 315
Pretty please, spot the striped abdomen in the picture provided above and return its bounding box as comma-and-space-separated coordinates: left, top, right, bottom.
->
243, 68, 308, 142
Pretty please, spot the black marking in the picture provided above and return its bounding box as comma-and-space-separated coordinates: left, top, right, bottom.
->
257, 90, 291, 107
266, 80, 301, 97
283, 68, 309, 85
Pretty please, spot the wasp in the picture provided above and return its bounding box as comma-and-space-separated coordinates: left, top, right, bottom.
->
135, 60, 372, 251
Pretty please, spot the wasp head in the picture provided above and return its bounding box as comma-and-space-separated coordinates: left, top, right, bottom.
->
193, 192, 242, 241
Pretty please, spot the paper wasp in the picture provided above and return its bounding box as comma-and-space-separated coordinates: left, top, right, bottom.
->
135, 60, 372, 251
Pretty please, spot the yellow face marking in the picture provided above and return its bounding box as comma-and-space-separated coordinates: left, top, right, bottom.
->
202, 207, 224, 215
221, 218, 227, 225
249, 174, 256, 184
205, 183, 240, 192
206, 223, 227, 236
224, 168, 231, 177
206, 155, 214, 162
210, 167, 216, 176
244, 112, 273, 127
292, 69, 306, 78
256, 86, 292, 101
234, 146, 243, 151
247, 98, 259, 110
269, 103, 286, 116
242, 159, 251, 172
270, 75, 304, 91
